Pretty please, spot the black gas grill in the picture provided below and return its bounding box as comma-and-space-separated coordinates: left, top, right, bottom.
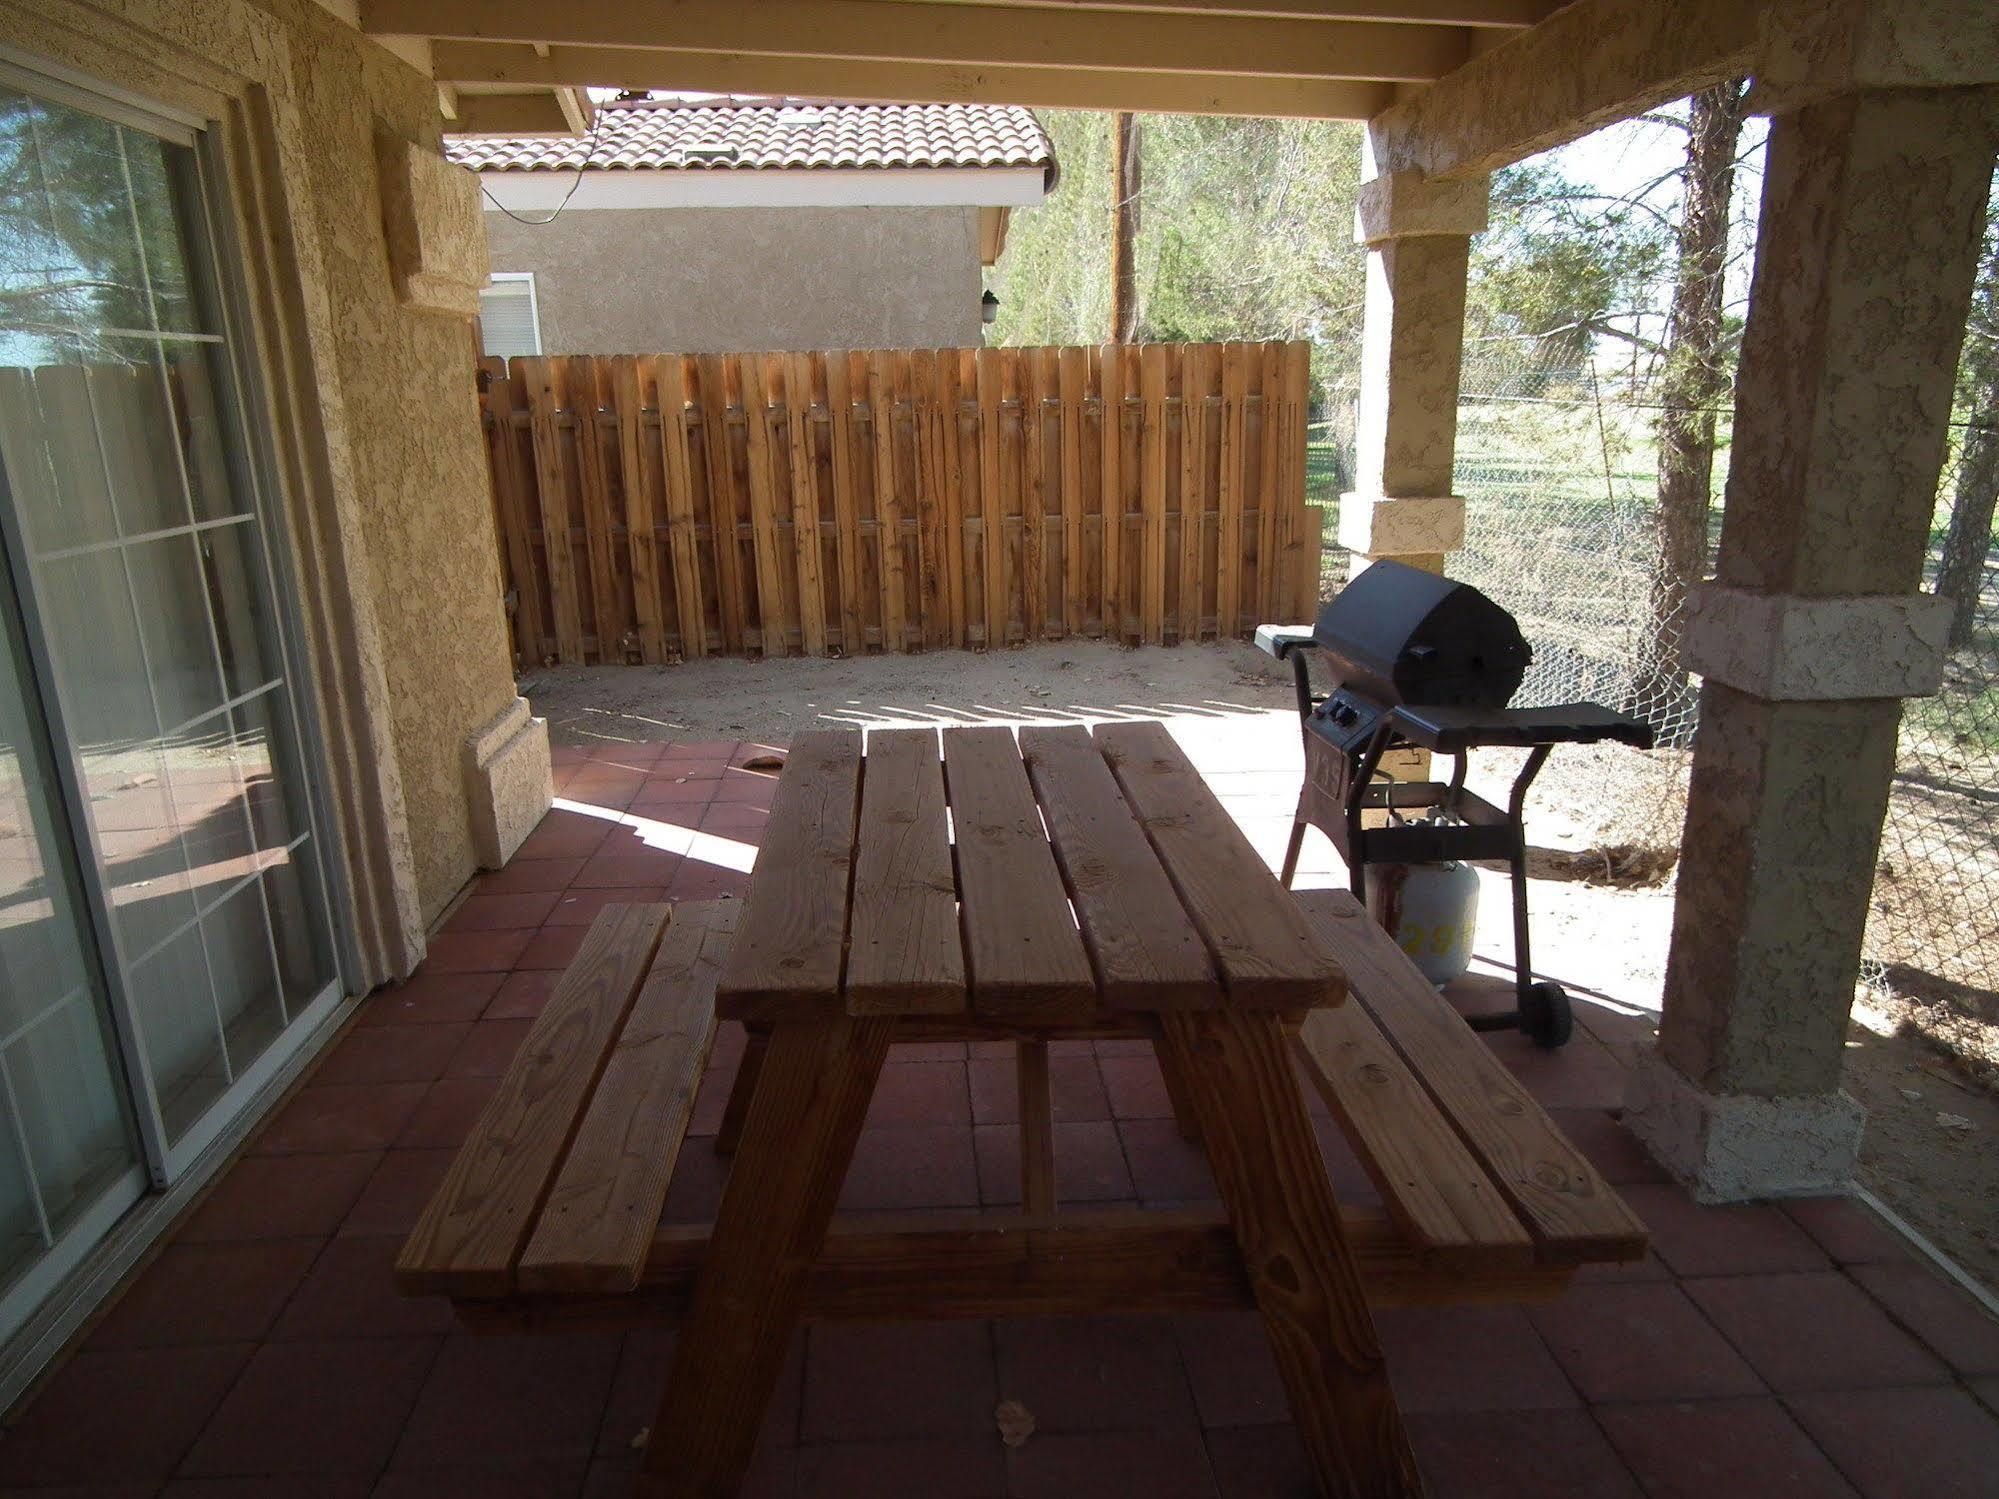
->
1260, 560, 1655, 1047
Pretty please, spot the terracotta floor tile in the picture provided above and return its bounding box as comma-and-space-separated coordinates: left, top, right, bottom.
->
968, 1055, 1108, 1125
179, 1337, 436, 1478
1595, 1398, 1859, 1499
711, 775, 779, 805
393, 1332, 623, 1468
445, 1018, 533, 1078
474, 856, 586, 894
595, 1326, 800, 1457
515, 924, 590, 970
271, 1235, 454, 1342
1483, 1030, 1631, 1110
793, 1436, 1004, 1499
485, 969, 560, 1020
571, 849, 691, 891
543, 886, 670, 926
1374, 1305, 1580, 1413
660, 1139, 730, 1223
398, 1076, 501, 1150
1100, 1053, 1175, 1120
583, 1452, 790, 1499
1618, 1183, 1831, 1277
1686, 1272, 1950, 1392
1203, 1423, 1313, 1499
685, 1065, 733, 1138
445, 890, 561, 933
513, 814, 614, 862
973, 1122, 1135, 1206
1006, 1429, 1219, 1499
356, 971, 503, 1027
628, 778, 717, 808
1543, 1108, 1671, 1184
1118, 1119, 1219, 1204
994, 1315, 1198, 1432
1405, 1407, 1641, 1499
1781, 1196, 1912, 1266
250, 1082, 428, 1155
0, 1343, 252, 1484
421, 929, 534, 974
375, 1459, 590, 1498
890, 1041, 967, 1063
802, 1322, 996, 1441
158, 1477, 373, 1497
664, 863, 750, 902
1528, 1281, 1763, 1403
313, 1024, 471, 1085
340, 1150, 456, 1238
179, 1152, 378, 1243
1174, 1310, 1288, 1429
837, 1125, 980, 1212
1846, 1260, 1999, 1375
865, 1061, 971, 1127
87, 1239, 321, 1349
1786, 1386, 1999, 1499
698, 802, 769, 835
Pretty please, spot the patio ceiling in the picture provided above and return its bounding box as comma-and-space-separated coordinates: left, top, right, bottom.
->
360, 0, 1564, 124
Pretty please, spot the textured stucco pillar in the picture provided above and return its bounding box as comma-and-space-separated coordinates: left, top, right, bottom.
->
463, 696, 553, 869
1626, 87, 1998, 1201
1338, 160, 1488, 578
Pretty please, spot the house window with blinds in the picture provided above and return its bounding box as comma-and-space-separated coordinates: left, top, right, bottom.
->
478, 273, 541, 359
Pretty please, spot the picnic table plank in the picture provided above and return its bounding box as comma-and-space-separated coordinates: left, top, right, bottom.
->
395, 902, 670, 1298
847, 729, 967, 1015
517, 903, 734, 1294
943, 726, 1096, 1021
1019, 724, 1219, 1011
1095, 720, 1345, 1010
716, 730, 862, 1021
1298, 889, 1649, 1265
1291, 899, 1534, 1267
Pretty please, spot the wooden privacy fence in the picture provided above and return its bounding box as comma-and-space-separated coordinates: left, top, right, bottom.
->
479, 342, 1317, 665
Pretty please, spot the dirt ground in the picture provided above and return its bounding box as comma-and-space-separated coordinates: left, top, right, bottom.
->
523, 640, 1998, 1290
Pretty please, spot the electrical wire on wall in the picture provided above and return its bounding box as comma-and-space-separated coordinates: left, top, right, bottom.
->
477, 100, 612, 226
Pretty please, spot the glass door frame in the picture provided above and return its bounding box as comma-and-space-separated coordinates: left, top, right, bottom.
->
0, 57, 358, 1190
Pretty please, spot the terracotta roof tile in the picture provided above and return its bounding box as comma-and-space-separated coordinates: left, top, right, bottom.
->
446, 98, 1055, 180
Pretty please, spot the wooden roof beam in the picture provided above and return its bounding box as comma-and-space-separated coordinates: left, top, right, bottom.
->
431, 41, 1396, 118
938, 0, 1558, 25
363, 0, 1470, 83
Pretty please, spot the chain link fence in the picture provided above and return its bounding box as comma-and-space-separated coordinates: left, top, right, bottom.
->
1303, 345, 1999, 1024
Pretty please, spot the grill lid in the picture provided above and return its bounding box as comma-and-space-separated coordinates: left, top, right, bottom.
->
1312, 560, 1530, 709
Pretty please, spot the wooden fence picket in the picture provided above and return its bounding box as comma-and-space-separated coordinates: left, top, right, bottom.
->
477, 342, 1311, 665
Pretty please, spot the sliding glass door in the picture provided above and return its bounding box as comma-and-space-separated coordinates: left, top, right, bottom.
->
0, 67, 345, 1340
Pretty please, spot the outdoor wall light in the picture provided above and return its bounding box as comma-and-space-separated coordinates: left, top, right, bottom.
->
981, 289, 1000, 324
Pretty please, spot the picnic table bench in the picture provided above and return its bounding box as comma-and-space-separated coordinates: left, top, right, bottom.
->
397, 720, 1647, 1498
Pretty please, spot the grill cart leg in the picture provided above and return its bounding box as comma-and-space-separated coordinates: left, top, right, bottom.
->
1465, 745, 1572, 1048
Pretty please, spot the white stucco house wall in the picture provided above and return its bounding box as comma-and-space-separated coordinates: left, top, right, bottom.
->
448, 95, 1058, 355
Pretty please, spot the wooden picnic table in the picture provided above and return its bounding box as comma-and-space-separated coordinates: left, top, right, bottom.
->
397, 721, 1648, 1499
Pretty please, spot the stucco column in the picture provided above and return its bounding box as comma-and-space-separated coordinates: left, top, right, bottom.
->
1625, 87, 1997, 1201
1338, 160, 1488, 576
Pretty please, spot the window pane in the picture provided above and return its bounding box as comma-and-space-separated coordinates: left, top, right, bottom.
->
0, 89, 87, 357
0, 338, 121, 553
198, 520, 277, 695
261, 859, 331, 1014
127, 921, 223, 1144
87, 337, 193, 537
200, 879, 285, 1071
7, 996, 130, 1237
123, 532, 223, 733
163, 714, 256, 908
30, 101, 151, 335
163, 341, 249, 522
117, 129, 197, 336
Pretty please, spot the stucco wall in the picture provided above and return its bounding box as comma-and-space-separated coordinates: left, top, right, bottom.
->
259, 0, 518, 924
483, 204, 985, 352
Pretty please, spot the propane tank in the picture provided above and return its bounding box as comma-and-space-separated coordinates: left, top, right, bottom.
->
1365, 857, 1479, 987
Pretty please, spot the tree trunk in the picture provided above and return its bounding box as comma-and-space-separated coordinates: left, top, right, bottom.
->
1936, 218, 1999, 651
1937, 420, 1997, 649
1644, 81, 1748, 694
1110, 112, 1141, 343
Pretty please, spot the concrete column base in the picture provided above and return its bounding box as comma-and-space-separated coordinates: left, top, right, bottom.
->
463, 696, 552, 869
1623, 1043, 1866, 1203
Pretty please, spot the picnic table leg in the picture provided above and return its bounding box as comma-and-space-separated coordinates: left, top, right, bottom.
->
639, 1014, 894, 1497
1156, 1009, 1424, 1499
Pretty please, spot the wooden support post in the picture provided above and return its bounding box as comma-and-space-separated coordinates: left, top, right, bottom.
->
1156, 1010, 1422, 1499
1017, 1039, 1055, 1214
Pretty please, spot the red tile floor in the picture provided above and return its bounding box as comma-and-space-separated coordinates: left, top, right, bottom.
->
5, 735, 1999, 1497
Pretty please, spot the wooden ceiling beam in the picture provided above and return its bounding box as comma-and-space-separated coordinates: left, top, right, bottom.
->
430, 40, 1396, 117
363, 0, 1470, 83
885, 0, 1557, 26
